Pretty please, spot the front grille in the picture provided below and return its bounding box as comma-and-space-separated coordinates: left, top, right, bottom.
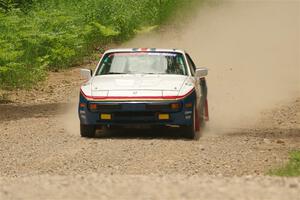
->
113, 111, 157, 123
96, 104, 121, 110
145, 104, 170, 110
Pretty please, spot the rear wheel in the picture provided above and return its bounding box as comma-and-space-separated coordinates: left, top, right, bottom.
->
80, 124, 96, 138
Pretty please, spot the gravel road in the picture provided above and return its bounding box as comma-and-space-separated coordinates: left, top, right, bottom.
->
1, 1, 300, 199
1, 175, 299, 200
0, 68, 299, 199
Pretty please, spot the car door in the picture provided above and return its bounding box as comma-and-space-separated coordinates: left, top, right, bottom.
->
185, 53, 201, 106
186, 53, 208, 116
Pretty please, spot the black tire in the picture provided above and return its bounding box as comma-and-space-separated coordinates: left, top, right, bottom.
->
184, 106, 200, 140
200, 77, 208, 129
80, 124, 96, 138
199, 102, 206, 129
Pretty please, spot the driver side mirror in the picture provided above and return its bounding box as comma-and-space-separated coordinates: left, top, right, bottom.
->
195, 67, 208, 77
80, 69, 92, 81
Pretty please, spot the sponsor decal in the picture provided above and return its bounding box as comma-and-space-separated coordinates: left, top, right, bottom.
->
185, 115, 191, 119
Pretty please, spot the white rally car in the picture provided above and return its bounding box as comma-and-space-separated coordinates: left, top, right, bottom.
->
79, 48, 209, 139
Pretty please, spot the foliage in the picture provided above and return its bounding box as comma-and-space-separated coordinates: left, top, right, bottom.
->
0, 0, 200, 89
0, 0, 34, 12
0, 90, 11, 103
269, 151, 300, 177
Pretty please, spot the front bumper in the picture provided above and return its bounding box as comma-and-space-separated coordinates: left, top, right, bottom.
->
78, 91, 196, 127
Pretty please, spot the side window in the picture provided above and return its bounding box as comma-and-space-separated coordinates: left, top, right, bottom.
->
186, 53, 196, 76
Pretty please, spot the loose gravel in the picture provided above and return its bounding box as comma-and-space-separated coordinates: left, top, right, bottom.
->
0, 68, 299, 199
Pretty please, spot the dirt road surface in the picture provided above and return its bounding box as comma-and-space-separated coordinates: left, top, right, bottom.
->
0, 1, 299, 200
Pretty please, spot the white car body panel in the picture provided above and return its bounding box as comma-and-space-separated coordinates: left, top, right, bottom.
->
91, 75, 187, 91
89, 74, 188, 98
81, 48, 200, 100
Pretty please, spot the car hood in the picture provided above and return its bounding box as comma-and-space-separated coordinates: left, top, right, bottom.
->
90, 74, 187, 97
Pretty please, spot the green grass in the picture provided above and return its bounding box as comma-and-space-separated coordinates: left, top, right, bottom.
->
269, 151, 300, 177
0, 0, 204, 89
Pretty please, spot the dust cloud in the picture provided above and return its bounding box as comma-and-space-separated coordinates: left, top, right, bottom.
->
122, 0, 300, 132
62, 102, 80, 135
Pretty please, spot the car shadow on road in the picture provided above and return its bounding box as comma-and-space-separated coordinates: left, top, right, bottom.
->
94, 127, 191, 140
0, 103, 68, 122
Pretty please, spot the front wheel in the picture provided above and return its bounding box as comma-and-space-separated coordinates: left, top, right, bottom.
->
80, 124, 96, 138
184, 106, 200, 140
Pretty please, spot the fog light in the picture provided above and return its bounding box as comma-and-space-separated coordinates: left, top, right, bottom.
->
89, 103, 97, 110
79, 103, 86, 108
170, 103, 180, 109
158, 114, 170, 120
185, 103, 193, 108
100, 114, 112, 120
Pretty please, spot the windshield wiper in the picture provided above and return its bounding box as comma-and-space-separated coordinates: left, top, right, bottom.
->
145, 73, 167, 75
107, 72, 126, 74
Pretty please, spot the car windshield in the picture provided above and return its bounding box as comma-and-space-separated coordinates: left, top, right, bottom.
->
96, 52, 188, 75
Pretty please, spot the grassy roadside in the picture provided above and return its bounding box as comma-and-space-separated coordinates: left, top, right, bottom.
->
0, 0, 204, 90
268, 151, 300, 177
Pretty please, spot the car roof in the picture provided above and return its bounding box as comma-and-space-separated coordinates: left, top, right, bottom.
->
104, 48, 186, 54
